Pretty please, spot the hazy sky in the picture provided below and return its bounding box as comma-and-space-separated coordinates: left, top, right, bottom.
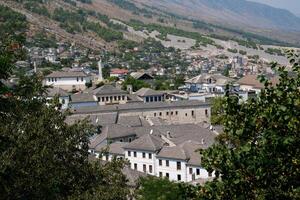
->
249, 0, 300, 16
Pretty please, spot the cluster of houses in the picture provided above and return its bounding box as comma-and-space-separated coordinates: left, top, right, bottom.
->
40, 58, 281, 185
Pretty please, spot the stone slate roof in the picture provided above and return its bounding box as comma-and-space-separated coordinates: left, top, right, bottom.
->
95, 142, 128, 156
185, 74, 234, 86
157, 145, 188, 160
93, 84, 127, 96
70, 93, 96, 103
71, 100, 210, 114
117, 115, 143, 127
130, 72, 153, 80
65, 113, 118, 126
135, 88, 165, 97
157, 140, 204, 166
127, 94, 143, 103
102, 124, 136, 140
124, 133, 165, 152
46, 87, 69, 97
46, 71, 88, 78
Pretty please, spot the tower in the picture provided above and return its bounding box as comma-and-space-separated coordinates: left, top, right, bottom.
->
98, 59, 103, 82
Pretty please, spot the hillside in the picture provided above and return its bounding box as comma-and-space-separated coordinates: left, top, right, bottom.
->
138, 0, 300, 31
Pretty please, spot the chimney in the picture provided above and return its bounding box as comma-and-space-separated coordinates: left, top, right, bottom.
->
98, 59, 103, 82
33, 61, 37, 73
127, 85, 133, 94
166, 131, 171, 139
150, 129, 153, 135
201, 138, 205, 145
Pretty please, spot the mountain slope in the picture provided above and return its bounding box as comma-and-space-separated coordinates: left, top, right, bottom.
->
136, 0, 300, 31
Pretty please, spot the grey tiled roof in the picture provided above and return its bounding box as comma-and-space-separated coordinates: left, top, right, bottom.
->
185, 74, 233, 86
102, 124, 136, 140
93, 84, 127, 96
157, 145, 188, 160
65, 113, 118, 126
46, 87, 69, 97
71, 100, 210, 114
70, 93, 96, 103
95, 142, 128, 155
117, 115, 143, 127
130, 72, 153, 80
46, 71, 88, 78
124, 133, 165, 152
135, 88, 165, 97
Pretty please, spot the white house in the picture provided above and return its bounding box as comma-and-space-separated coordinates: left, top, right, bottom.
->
185, 74, 239, 93
44, 70, 91, 91
46, 87, 70, 109
90, 124, 217, 183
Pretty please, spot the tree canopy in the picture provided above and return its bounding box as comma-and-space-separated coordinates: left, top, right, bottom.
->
200, 52, 300, 199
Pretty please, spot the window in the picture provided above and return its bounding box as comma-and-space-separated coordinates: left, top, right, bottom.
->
55, 78, 57, 82
189, 168, 193, 174
105, 154, 109, 161
196, 169, 200, 175
176, 111, 178, 115
122, 96, 125, 100
166, 160, 169, 167
134, 163, 137, 170
159, 112, 162, 116
191, 110, 194, 116
48, 78, 51, 82
77, 77, 79, 82
208, 172, 212, 177
62, 99, 65, 104
177, 174, 181, 181
143, 164, 146, 172
149, 165, 153, 173
110, 96, 113, 101
81, 77, 83, 81
114, 96, 117, 101
159, 172, 162, 177
185, 113, 188, 117
166, 112, 169, 116
118, 96, 121, 100
128, 151, 131, 157
106, 97, 109, 101
146, 97, 149, 102
150, 97, 153, 102
154, 113, 157, 117
149, 153, 152, 159
158, 96, 162, 101
52, 78, 54, 82
166, 173, 169, 179
102, 97, 105, 102
98, 97, 101, 102
142, 152, 146, 158
177, 162, 181, 170
159, 159, 162, 166
129, 138, 132, 142
134, 152, 137, 157
171, 111, 173, 115
154, 96, 158, 102
205, 109, 208, 116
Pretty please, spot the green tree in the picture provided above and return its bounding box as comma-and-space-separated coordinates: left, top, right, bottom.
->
200, 52, 300, 199
122, 76, 150, 91
210, 97, 226, 125
136, 176, 200, 200
0, 7, 129, 200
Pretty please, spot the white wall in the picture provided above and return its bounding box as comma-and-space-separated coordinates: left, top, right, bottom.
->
125, 150, 156, 175
156, 158, 187, 182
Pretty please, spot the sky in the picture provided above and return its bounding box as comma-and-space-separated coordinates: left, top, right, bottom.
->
249, 0, 300, 16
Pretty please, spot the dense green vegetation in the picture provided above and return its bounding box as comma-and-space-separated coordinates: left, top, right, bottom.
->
136, 176, 200, 200
265, 47, 285, 56
239, 50, 247, 55
0, 7, 130, 199
26, 31, 58, 48
109, 0, 154, 18
122, 76, 151, 91
127, 19, 217, 47
227, 48, 238, 53
51, 8, 123, 41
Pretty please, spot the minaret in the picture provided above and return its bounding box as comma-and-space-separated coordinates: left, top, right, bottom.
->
33, 61, 37, 73
98, 59, 103, 82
